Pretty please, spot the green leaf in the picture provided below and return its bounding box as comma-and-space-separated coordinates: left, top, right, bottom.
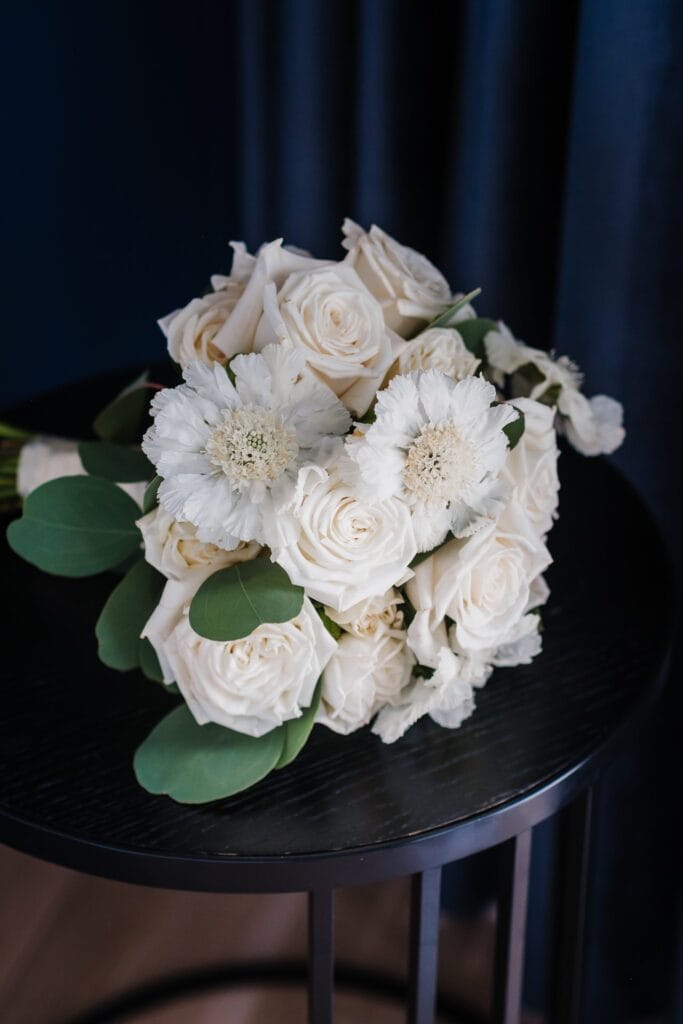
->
453, 317, 498, 360
538, 383, 562, 407
428, 288, 482, 329
95, 559, 165, 671
503, 407, 526, 450
189, 560, 304, 642
6, 476, 142, 577
276, 680, 323, 770
317, 608, 342, 640
134, 704, 285, 803
142, 476, 162, 514
93, 371, 151, 444
139, 637, 166, 683
516, 361, 546, 388
79, 441, 154, 483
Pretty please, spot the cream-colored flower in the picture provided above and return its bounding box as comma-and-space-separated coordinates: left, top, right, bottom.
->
342, 219, 453, 337
136, 506, 261, 581
397, 327, 481, 380
325, 588, 406, 639
16, 435, 146, 506
264, 452, 417, 613
501, 398, 560, 536
405, 501, 551, 665
142, 575, 336, 737
253, 262, 400, 417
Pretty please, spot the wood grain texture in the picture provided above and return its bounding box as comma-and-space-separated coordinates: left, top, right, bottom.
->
0, 372, 673, 887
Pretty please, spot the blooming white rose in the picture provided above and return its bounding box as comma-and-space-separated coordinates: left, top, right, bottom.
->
136, 506, 261, 581
264, 453, 417, 613
318, 629, 415, 735
372, 648, 475, 743
142, 574, 336, 736
253, 262, 400, 417
501, 398, 560, 536
159, 242, 256, 369
325, 588, 407, 638
397, 327, 481, 380
342, 219, 453, 337
484, 322, 624, 456
17, 435, 146, 506
406, 501, 551, 665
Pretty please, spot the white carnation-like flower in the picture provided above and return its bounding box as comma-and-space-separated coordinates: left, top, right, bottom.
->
342, 219, 453, 337
346, 371, 517, 551
253, 262, 400, 417
141, 343, 351, 549
485, 322, 624, 456
372, 648, 475, 743
136, 506, 261, 581
159, 242, 256, 369
264, 453, 417, 613
501, 397, 560, 536
397, 327, 481, 380
405, 501, 551, 665
17, 435, 146, 506
142, 574, 336, 737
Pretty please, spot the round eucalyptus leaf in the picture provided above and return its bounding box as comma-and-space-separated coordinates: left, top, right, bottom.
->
139, 637, 166, 683
142, 476, 162, 514
276, 680, 322, 770
79, 441, 154, 483
95, 559, 165, 671
7, 476, 141, 577
93, 371, 151, 444
189, 559, 304, 642
453, 317, 498, 360
134, 705, 285, 804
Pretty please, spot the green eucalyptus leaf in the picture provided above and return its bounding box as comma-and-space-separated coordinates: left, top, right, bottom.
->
428, 288, 482, 330
538, 383, 562, 407
79, 441, 154, 483
142, 476, 162, 514
503, 407, 526, 450
134, 704, 285, 803
95, 559, 165, 671
6, 476, 141, 577
453, 317, 498, 360
93, 371, 151, 444
516, 361, 546, 388
139, 637, 167, 683
276, 680, 323, 770
317, 609, 342, 640
189, 560, 304, 642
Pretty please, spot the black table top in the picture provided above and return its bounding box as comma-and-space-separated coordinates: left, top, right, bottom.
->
0, 370, 673, 892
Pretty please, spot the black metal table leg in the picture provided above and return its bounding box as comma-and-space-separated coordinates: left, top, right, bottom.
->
407, 867, 443, 1024
493, 829, 532, 1024
551, 786, 594, 1024
309, 888, 335, 1024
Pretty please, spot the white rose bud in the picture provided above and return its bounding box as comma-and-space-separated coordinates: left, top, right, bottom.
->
501, 397, 560, 536
142, 576, 336, 737
264, 454, 417, 613
136, 506, 261, 581
398, 327, 481, 379
342, 219, 453, 337
254, 262, 400, 417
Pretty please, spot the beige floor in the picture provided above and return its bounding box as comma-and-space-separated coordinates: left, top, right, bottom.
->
0, 842, 505, 1023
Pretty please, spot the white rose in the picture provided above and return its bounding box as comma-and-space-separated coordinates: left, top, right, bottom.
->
325, 588, 407, 638
372, 648, 475, 743
501, 398, 560, 536
17, 435, 146, 506
159, 242, 256, 368
142, 576, 336, 737
397, 327, 480, 379
136, 506, 261, 581
406, 501, 551, 661
264, 454, 417, 613
253, 262, 400, 417
342, 219, 453, 337
318, 629, 415, 735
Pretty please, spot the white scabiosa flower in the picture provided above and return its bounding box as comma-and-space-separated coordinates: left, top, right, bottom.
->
142, 342, 351, 549
264, 452, 418, 613
136, 506, 261, 581
346, 371, 517, 551
397, 327, 481, 380
372, 648, 475, 743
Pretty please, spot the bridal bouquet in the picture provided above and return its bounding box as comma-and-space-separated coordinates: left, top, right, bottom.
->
4, 221, 624, 803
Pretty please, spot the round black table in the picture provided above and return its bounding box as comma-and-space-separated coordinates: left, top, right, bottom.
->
0, 372, 673, 1024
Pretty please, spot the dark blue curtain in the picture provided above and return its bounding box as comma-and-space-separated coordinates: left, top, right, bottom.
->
3, 2, 681, 1019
